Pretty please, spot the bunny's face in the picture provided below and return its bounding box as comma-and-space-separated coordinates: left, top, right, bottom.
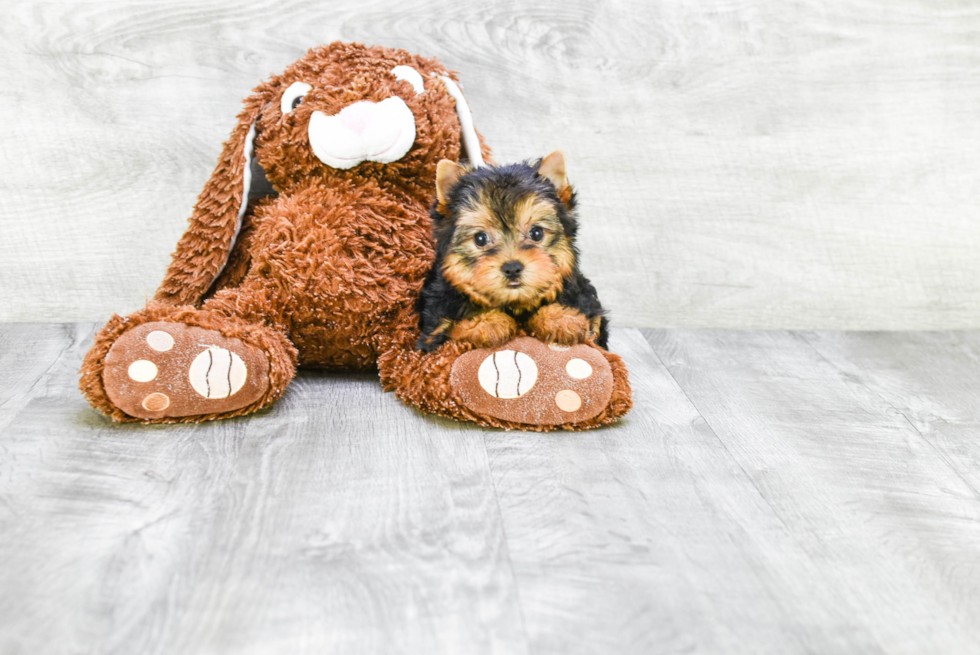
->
152, 42, 489, 306
247, 42, 482, 192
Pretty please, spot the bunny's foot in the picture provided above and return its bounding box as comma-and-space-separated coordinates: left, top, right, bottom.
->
449, 336, 620, 427
99, 321, 272, 420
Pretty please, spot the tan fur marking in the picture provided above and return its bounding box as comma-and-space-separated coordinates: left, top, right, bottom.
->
589, 315, 603, 338
456, 202, 498, 234
538, 150, 568, 188
515, 196, 560, 235
537, 151, 574, 208
442, 253, 494, 307
451, 310, 518, 348
436, 159, 466, 207
418, 317, 454, 349
527, 304, 590, 346
549, 239, 575, 279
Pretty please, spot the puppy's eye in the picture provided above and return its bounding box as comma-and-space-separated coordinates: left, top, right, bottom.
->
529, 225, 545, 242
474, 232, 489, 247
281, 81, 312, 115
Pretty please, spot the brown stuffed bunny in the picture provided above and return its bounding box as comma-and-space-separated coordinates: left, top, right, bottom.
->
79, 42, 632, 431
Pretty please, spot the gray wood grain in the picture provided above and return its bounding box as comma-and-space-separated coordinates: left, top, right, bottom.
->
4, 324, 980, 653
0, 323, 92, 433
485, 329, 887, 654
798, 330, 980, 493
643, 327, 980, 654
2, 1, 980, 328
0, 325, 527, 655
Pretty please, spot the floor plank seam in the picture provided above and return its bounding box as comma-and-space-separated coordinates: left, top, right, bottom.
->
478, 432, 533, 655
642, 331, 805, 544
792, 330, 980, 503
0, 327, 74, 414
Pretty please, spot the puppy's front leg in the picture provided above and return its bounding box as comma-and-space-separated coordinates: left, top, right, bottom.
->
527, 304, 590, 346
451, 310, 518, 348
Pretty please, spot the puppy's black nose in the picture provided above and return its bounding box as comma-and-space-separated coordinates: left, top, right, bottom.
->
501, 260, 524, 279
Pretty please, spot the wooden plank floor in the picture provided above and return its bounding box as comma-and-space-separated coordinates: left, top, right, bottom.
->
1, 325, 979, 654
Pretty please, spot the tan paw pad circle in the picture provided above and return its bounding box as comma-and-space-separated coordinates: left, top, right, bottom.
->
142, 393, 170, 412
565, 358, 593, 379
146, 330, 175, 352
555, 389, 582, 412
128, 360, 158, 382
189, 347, 248, 399
478, 350, 538, 399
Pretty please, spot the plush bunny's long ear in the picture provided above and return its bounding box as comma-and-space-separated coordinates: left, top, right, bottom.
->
154, 96, 270, 307
437, 75, 485, 168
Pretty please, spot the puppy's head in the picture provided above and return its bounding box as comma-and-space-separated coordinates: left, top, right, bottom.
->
431, 151, 578, 311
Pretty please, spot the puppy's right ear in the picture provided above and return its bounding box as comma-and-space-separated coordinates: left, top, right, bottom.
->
537, 150, 573, 208
435, 159, 465, 213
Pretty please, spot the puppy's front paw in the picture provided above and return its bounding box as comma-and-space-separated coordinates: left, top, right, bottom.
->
451, 310, 518, 348
527, 304, 590, 345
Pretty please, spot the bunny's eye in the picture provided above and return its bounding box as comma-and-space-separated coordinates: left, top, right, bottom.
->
391, 65, 425, 94
281, 82, 312, 115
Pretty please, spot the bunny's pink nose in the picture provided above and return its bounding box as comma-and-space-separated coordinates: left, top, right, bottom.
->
337, 101, 379, 135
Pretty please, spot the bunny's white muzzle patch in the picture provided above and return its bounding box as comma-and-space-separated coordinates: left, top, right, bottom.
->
308, 97, 416, 170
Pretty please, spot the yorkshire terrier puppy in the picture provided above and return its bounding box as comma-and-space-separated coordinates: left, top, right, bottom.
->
417, 150, 608, 352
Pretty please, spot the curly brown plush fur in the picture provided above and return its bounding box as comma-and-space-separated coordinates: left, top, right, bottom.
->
79, 41, 631, 430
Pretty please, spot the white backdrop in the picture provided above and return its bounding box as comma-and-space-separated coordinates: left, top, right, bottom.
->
1, 0, 979, 328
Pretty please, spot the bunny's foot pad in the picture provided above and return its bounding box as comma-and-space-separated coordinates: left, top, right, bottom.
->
450, 336, 613, 426
102, 322, 270, 419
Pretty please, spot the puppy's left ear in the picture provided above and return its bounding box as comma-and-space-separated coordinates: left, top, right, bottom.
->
435, 159, 466, 214
537, 150, 573, 208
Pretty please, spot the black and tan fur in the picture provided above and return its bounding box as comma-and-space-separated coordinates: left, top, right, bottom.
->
417, 151, 609, 352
